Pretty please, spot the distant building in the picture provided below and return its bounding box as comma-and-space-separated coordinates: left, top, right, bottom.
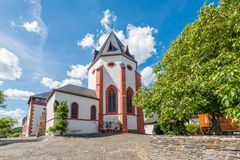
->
23, 32, 145, 136
199, 114, 239, 135
23, 92, 49, 137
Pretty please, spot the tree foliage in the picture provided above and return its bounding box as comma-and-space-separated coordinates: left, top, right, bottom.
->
48, 101, 69, 135
0, 91, 6, 109
134, 0, 240, 135
0, 118, 17, 138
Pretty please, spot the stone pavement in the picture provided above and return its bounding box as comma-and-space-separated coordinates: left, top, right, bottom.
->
0, 134, 240, 160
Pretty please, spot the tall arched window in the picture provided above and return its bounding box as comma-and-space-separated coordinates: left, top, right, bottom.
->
106, 85, 118, 114
127, 87, 134, 114
71, 102, 78, 118
91, 105, 96, 120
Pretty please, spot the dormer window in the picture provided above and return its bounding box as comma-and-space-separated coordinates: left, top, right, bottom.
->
107, 42, 118, 52
107, 61, 116, 67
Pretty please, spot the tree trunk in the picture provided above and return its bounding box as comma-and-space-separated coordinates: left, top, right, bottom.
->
211, 112, 221, 135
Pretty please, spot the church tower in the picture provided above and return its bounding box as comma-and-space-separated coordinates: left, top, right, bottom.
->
88, 31, 144, 133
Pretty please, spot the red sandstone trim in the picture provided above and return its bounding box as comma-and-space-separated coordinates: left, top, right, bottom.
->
106, 85, 119, 115
107, 61, 116, 68
120, 66, 128, 133
127, 64, 133, 71
126, 87, 135, 115
135, 72, 145, 134
26, 97, 34, 136
96, 67, 103, 131
47, 118, 98, 122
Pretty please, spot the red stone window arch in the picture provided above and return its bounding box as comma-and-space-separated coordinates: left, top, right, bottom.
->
127, 64, 133, 71
70, 102, 79, 119
106, 85, 118, 114
127, 87, 135, 114
107, 61, 116, 68
90, 105, 97, 120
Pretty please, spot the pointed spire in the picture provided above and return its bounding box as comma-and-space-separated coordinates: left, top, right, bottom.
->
91, 31, 136, 62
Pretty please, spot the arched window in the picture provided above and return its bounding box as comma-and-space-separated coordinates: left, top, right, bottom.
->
127, 87, 134, 114
54, 100, 59, 112
71, 102, 78, 118
106, 85, 118, 113
90, 105, 96, 120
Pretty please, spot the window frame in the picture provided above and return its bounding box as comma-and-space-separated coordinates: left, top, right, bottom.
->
106, 85, 118, 115
70, 102, 79, 119
90, 105, 97, 120
127, 87, 135, 115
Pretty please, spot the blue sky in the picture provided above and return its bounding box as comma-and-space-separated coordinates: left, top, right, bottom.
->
0, 0, 219, 124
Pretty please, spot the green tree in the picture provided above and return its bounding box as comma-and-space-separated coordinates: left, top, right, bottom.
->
0, 91, 6, 109
48, 101, 69, 135
134, 0, 240, 135
0, 118, 17, 138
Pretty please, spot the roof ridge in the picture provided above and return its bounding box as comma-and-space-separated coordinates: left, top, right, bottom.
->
57, 84, 96, 92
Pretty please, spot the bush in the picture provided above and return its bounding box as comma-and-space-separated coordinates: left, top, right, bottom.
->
154, 125, 164, 135
160, 121, 187, 135
48, 101, 68, 135
186, 124, 200, 135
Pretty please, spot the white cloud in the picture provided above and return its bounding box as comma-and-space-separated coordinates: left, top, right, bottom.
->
9, 20, 16, 28
41, 77, 61, 89
140, 67, 155, 86
61, 79, 82, 87
0, 81, 3, 86
41, 77, 82, 89
26, 0, 48, 47
100, 9, 117, 32
3, 89, 35, 101
79, 9, 157, 65
0, 108, 25, 126
0, 48, 22, 80
126, 25, 157, 64
67, 64, 89, 80
77, 33, 95, 48
22, 20, 41, 33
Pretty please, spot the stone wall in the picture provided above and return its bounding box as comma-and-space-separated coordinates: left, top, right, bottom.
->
151, 136, 240, 160
36, 110, 46, 137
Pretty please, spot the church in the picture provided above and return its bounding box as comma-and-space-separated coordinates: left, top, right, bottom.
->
22, 31, 145, 136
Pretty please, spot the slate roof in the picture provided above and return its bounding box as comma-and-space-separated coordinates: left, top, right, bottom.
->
47, 84, 99, 102
93, 31, 135, 61
32, 92, 50, 99
27, 92, 50, 104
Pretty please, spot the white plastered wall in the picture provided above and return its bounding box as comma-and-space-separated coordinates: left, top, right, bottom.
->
46, 93, 56, 131
46, 91, 99, 134
88, 55, 138, 129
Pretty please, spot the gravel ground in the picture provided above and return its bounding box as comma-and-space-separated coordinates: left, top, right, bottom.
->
0, 134, 152, 160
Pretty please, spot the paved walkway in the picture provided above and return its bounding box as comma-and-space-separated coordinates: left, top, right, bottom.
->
0, 134, 151, 160
0, 137, 41, 146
